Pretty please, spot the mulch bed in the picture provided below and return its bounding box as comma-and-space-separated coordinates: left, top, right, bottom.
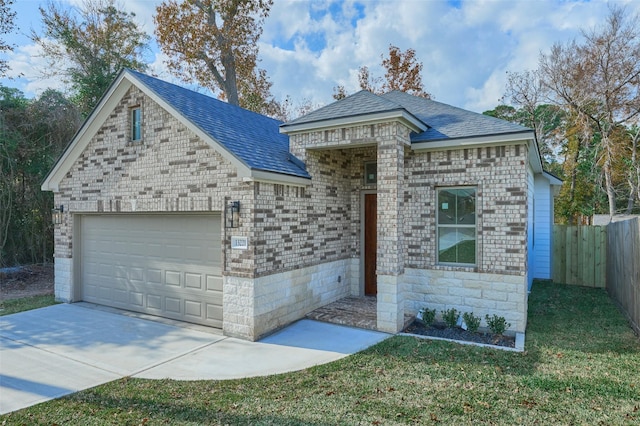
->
0, 264, 54, 300
403, 320, 516, 348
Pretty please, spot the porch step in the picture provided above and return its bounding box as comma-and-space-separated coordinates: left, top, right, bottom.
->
306, 296, 414, 332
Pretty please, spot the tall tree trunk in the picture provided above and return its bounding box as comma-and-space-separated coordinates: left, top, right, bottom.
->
626, 131, 639, 214
603, 137, 617, 217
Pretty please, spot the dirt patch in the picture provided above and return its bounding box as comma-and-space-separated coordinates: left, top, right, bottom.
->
403, 320, 516, 348
0, 264, 54, 300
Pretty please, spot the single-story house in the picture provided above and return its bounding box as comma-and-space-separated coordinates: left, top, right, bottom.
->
42, 69, 561, 341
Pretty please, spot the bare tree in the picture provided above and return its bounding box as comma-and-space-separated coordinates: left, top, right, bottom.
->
539, 6, 640, 217
334, 45, 430, 100
504, 71, 566, 162
0, 0, 15, 77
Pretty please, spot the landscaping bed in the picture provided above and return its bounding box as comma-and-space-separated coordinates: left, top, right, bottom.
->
403, 320, 516, 348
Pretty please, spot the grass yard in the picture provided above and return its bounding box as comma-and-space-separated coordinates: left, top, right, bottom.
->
0, 295, 57, 316
2, 282, 639, 425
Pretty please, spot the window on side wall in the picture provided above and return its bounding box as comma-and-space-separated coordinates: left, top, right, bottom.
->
131, 106, 142, 142
437, 187, 476, 265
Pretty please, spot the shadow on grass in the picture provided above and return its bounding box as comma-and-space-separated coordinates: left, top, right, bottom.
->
526, 281, 639, 355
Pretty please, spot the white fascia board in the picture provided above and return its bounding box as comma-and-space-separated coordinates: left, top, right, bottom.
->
528, 137, 544, 174
280, 110, 427, 135
542, 171, 563, 186
41, 73, 133, 192
412, 131, 545, 173
412, 131, 533, 151
247, 170, 311, 187
125, 72, 252, 180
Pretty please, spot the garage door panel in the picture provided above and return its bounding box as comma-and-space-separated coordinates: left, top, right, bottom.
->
147, 294, 162, 310
81, 214, 222, 328
165, 297, 181, 314
206, 275, 223, 292
185, 273, 202, 289
165, 270, 181, 286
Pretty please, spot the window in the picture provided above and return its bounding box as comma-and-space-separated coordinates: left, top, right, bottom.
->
364, 162, 377, 184
131, 107, 141, 141
437, 187, 476, 265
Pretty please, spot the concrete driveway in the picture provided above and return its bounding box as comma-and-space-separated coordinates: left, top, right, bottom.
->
0, 303, 389, 414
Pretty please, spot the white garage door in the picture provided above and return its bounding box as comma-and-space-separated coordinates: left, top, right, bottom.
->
80, 214, 223, 328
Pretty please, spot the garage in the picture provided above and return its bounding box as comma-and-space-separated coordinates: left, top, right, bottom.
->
80, 214, 223, 328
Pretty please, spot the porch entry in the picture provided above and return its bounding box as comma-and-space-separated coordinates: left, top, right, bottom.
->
364, 193, 377, 295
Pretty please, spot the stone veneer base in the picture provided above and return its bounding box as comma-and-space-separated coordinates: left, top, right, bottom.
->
403, 268, 528, 333
224, 258, 358, 340
54, 257, 73, 302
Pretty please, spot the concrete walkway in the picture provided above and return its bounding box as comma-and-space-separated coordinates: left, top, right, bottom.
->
0, 304, 389, 414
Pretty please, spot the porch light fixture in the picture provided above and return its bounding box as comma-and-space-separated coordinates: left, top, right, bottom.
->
52, 205, 64, 225
226, 200, 240, 228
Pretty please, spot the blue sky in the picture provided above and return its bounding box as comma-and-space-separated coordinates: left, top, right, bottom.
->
2, 0, 639, 113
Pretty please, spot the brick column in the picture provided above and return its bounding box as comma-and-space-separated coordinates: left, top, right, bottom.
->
376, 123, 409, 332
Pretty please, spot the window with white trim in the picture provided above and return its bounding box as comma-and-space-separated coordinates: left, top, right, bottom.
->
131, 107, 142, 142
437, 187, 476, 265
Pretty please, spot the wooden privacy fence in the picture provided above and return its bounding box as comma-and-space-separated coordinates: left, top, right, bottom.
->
552, 225, 607, 288
606, 217, 640, 335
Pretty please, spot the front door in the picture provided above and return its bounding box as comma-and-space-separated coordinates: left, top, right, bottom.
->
364, 193, 377, 296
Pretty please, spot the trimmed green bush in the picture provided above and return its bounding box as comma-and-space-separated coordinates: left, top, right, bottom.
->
441, 308, 459, 328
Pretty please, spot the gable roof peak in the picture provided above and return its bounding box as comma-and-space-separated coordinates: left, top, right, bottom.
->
280, 88, 428, 132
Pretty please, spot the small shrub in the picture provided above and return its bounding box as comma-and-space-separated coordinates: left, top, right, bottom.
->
419, 307, 436, 326
485, 314, 511, 335
462, 312, 481, 333
441, 308, 460, 328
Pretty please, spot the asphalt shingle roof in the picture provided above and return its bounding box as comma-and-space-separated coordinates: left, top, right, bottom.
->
283, 90, 408, 126
282, 89, 530, 143
381, 91, 530, 142
127, 69, 309, 179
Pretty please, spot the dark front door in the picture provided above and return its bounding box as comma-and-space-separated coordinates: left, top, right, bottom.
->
364, 193, 377, 296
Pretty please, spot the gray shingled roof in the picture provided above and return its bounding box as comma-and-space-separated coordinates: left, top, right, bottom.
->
381, 91, 530, 141
127, 69, 309, 179
283, 90, 409, 126
282, 89, 530, 143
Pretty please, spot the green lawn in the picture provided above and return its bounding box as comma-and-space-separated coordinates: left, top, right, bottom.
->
0, 295, 57, 316
2, 282, 639, 425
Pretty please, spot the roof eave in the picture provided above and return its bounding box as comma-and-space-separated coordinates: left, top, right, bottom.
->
412, 130, 544, 173
280, 109, 427, 135
248, 169, 311, 187
542, 170, 563, 186
41, 70, 133, 192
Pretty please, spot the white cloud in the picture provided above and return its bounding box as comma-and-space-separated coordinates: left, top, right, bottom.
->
5, 0, 640, 114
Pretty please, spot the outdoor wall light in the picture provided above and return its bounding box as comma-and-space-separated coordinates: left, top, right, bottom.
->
52, 205, 64, 225
226, 200, 240, 228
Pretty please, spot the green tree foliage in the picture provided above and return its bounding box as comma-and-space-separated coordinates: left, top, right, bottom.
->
32, 0, 150, 116
490, 7, 640, 222
0, 87, 81, 267
0, 0, 15, 77
539, 6, 640, 217
154, 0, 275, 114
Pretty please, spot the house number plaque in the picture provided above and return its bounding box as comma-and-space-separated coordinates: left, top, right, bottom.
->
231, 236, 248, 250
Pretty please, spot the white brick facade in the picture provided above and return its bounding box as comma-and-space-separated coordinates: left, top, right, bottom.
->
45, 72, 537, 341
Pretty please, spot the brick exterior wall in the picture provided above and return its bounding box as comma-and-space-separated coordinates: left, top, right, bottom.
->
290, 122, 530, 334
52, 87, 255, 331
51, 83, 531, 339
404, 145, 528, 275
